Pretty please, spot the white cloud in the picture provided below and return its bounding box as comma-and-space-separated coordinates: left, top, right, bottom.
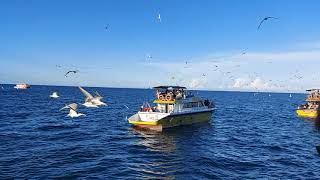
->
233, 78, 248, 88
189, 78, 207, 89
132, 41, 320, 92
232, 77, 270, 91
249, 78, 269, 90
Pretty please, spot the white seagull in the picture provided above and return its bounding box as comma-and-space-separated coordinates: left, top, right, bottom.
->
157, 13, 161, 22
60, 103, 85, 118
50, 91, 59, 98
79, 86, 107, 107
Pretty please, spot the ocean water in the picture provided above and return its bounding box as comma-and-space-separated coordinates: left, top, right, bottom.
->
1, 85, 320, 179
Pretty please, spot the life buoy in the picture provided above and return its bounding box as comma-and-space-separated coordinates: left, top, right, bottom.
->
159, 94, 165, 100
142, 107, 152, 112
166, 94, 173, 101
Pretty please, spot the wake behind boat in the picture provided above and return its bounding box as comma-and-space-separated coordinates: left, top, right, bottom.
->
128, 86, 215, 131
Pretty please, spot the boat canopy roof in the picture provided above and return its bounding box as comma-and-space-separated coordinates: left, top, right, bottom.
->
306, 89, 320, 92
153, 85, 186, 90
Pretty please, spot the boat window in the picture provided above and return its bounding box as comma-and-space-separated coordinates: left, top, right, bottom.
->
183, 103, 191, 108
198, 101, 204, 107
168, 104, 174, 113
157, 104, 166, 113
192, 102, 198, 107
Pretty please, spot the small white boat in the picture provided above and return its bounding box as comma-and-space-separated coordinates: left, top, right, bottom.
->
50, 92, 60, 98
14, 83, 30, 89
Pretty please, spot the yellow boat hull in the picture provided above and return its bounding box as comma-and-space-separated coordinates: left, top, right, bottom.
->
296, 109, 317, 118
128, 111, 213, 131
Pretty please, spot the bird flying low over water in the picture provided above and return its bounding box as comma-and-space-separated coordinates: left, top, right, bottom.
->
50, 91, 59, 98
60, 103, 85, 118
65, 70, 79, 77
78, 86, 107, 107
257, 16, 278, 30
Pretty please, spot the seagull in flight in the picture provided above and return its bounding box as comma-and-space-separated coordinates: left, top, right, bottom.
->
157, 13, 161, 22
79, 86, 107, 107
257, 16, 278, 30
60, 103, 85, 118
105, 24, 110, 30
50, 91, 59, 98
65, 70, 79, 77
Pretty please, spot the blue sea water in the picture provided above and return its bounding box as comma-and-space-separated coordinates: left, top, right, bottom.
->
1, 85, 320, 179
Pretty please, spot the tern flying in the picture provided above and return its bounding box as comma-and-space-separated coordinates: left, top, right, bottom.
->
257, 16, 278, 30
65, 70, 79, 77
79, 86, 107, 107
60, 103, 85, 118
105, 24, 110, 30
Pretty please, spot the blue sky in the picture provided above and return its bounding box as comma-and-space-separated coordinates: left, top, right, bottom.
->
1, 0, 320, 92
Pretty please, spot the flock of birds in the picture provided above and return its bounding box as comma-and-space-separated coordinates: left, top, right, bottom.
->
55, 15, 286, 93
143, 15, 284, 90
50, 86, 107, 118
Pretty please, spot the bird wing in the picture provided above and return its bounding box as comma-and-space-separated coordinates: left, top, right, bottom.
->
65, 71, 71, 77
257, 19, 266, 30
68, 103, 78, 111
95, 91, 102, 97
78, 86, 94, 99
60, 103, 77, 111
266, 16, 278, 20
60, 104, 69, 111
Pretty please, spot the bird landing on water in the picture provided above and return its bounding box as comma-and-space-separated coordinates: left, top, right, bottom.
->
50, 92, 59, 98
60, 103, 85, 118
78, 86, 107, 107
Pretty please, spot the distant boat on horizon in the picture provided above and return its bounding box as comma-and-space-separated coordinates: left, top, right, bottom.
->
14, 83, 30, 89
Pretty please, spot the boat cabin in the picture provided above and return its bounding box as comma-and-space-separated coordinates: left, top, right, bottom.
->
298, 89, 320, 110
154, 85, 187, 102
138, 86, 212, 114
306, 89, 320, 102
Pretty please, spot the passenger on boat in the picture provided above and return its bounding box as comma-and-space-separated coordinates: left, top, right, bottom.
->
204, 99, 215, 108
175, 90, 182, 99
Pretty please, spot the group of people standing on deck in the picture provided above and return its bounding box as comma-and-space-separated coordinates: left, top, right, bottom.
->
156, 89, 185, 101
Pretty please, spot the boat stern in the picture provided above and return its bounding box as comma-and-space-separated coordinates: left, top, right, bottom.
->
128, 112, 169, 131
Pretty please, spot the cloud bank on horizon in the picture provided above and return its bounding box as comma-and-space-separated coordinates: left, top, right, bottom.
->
139, 40, 320, 92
